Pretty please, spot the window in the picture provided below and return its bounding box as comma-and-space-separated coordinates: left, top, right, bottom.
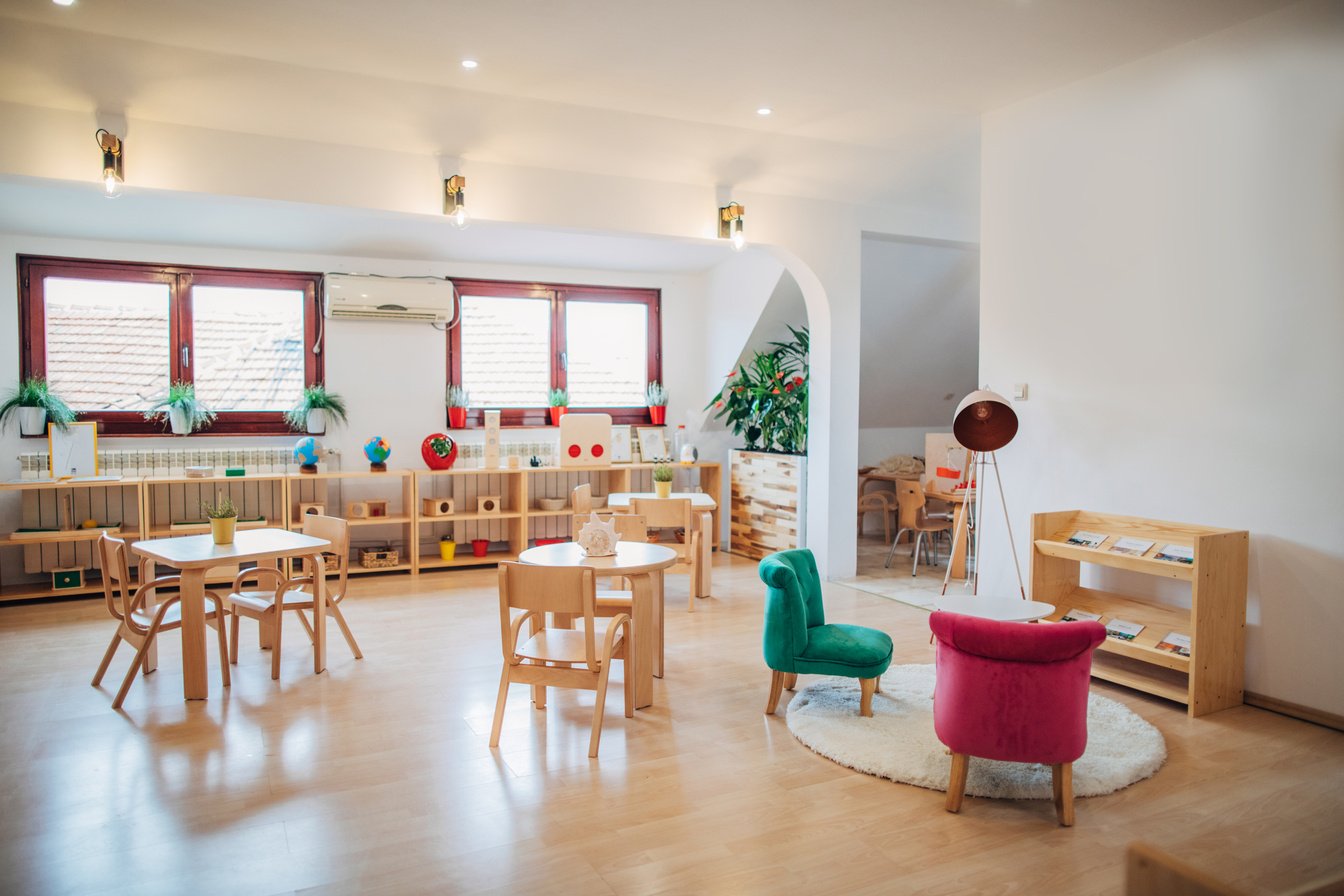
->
18, 256, 322, 435
447, 279, 660, 426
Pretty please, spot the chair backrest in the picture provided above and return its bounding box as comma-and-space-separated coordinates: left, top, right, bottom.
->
928, 610, 1106, 764
894, 479, 927, 529
630, 497, 691, 531
572, 483, 592, 514
758, 549, 825, 672
300, 514, 350, 602
497, 561, 601, 669
609, 513, 647, 543
97, 533, 133, 622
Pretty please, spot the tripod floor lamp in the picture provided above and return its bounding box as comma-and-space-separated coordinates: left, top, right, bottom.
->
940, 387, 1027, 599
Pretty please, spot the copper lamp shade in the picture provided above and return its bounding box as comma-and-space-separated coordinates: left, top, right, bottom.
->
952, 388, 1018, 452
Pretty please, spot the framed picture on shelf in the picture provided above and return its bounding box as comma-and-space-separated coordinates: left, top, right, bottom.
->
609, 425, 633, 463
637, 426, 669, 462
48, 421, 98, 478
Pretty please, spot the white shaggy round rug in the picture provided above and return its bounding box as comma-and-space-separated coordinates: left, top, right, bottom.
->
784, 664, 1166, 799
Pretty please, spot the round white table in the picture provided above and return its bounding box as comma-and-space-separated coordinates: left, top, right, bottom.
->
933, 596, 1056, 622
518, 541, 676, 709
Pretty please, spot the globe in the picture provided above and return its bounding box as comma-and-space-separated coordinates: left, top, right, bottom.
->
363, 436, 392, 465
293, 436, 321, 467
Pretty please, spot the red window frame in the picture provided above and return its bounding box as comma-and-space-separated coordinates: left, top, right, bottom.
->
446, 278, 661, 427
18, 255, 323, 436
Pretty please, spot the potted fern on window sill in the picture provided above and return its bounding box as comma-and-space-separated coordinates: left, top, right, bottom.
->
0, 377, 76, 436
287, 384, 348, 435
145, 382, 215, 435
446, 384, 470, 429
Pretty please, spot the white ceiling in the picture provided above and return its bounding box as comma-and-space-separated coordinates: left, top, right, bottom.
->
0, 0, 1292, 206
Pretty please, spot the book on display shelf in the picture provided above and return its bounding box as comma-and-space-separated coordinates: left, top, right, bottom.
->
1154, 544, 1195, 564
1109, 537, 1155, 557
1155, 631, 1191, 657
1061, 608, 1102, 623
1066, 530, 1107, 548
1105, 618, 1145, 641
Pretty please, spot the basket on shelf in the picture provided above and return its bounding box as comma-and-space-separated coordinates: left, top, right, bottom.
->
359, 544, 400, 569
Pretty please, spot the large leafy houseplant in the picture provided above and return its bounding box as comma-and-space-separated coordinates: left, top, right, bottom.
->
705, 325, 809, 454
0, 377, 76, 435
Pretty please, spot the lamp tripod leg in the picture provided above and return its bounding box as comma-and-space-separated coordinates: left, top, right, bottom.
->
990, 451, 1027, 600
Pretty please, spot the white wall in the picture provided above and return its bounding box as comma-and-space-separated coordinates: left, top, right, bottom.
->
979, 0, 1344, 715
857, 427, 948, 467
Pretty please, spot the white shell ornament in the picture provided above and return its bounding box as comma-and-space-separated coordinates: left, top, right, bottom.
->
576, 513, 618, 557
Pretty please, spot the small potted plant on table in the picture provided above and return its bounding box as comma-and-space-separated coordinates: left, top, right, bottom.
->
202, 492, 238, 545
0, 377, 76, 435
446, 385, 470, 429
653, 462, 674, 499
146, 382, 215, 435
645, 381, 668, 425
286, 384, 348, 435
548, 388, 569, 426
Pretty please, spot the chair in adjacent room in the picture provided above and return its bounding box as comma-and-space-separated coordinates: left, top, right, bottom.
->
857, 487, 897, 543
929, 610, 1106, 826
226, 514, 361, 680
631, 496, 700, 611
489, 561, 633, 758
884, 478, 953, 575
92, 533, 231, 709
759, 548, 893, 717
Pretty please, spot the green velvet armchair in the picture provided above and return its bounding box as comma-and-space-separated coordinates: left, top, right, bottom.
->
759, 549, 894, 717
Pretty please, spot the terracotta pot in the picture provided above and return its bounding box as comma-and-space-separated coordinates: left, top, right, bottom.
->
471, 538, 489, 558
447, 407, 468, 429
210, 516, 237, 545
648, 405, 666, 425
549, 406, 567, 426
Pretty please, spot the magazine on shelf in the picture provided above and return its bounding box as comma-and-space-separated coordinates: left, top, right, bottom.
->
1154, 544, 1195, 564
1065, 530, 1107, 548
1105, 618, 1145, 641
1109, 537, 1155, 557
1155, 631, 1191, 657
1060, 608, 1102, 623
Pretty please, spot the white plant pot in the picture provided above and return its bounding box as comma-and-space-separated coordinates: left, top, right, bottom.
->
306, 408, 327, 434
168, 407, 190, 435
18, 407, 47, 436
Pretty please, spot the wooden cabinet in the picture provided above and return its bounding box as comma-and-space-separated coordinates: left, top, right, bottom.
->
414, 468, 528, 570
290, 470, 415, 576
1031, 510, 1248, 717
729, 450, 804, 560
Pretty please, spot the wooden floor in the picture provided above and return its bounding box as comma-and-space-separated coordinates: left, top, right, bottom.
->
1, 553, 1342, 895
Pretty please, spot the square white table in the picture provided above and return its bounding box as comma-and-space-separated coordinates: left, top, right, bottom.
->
132, 528, 331, 700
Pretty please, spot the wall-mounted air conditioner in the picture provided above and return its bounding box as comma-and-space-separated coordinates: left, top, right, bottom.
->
323, 273, 455, 323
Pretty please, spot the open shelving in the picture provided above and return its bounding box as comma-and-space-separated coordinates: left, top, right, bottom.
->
1031, 509, 1248, 717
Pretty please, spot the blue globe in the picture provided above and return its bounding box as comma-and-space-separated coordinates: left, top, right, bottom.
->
293, 436, 321, 467
363, 436, 392, 465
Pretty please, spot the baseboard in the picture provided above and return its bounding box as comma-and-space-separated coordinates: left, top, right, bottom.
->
1244, 691, 1344, 732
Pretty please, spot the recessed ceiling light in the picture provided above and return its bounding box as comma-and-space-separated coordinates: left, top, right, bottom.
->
461, 59, 478, 70
53, 0, 75, 5
756, 107, 772, 116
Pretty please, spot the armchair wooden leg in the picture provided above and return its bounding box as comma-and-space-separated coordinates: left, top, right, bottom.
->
783, 673, 797, 691
488, 668, 511, 749
859, 676, 878, 717
766, 670, 786, 714
92, 631, 122, 687
946, 752, 969, 813
114, 630, 158, 710
589, 661, 613, 758
329, 603, 363, 659
1052, 762, 1075, 826
874, 675, 882, 694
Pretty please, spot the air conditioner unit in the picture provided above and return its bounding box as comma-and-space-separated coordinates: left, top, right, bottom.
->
323, 273, 455, 323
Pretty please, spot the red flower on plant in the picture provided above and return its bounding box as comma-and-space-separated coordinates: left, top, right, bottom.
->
784, 382, 795, 392
793, 376, 804, 386
735, 386, 745, 394
715, 400, 724, 408
772, 388, 781, 394
775, 371, 785, 379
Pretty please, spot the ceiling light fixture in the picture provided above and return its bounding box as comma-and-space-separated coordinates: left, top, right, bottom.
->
443, 175, 468, 229
52, 0, 75, 5
95, 129, 123, 199
756, 107, 772, 116
718, 202, 745, 251
461, 59, 478, 70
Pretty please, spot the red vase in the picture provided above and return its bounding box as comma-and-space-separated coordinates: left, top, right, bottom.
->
648, 405, 666, 425
420, 433, 458, 470
549, 406, 567, 426
471, 538, 489, 557
447, 407, 467, 429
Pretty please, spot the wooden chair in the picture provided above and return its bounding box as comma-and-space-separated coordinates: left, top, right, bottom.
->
226, 514, 361, 680
883, 479, 953, 575
857, 488, 897, 542
92, 534, 230, 709
631, 497, 700, 611
489, 562, 633, 758
591, 514, 665, 677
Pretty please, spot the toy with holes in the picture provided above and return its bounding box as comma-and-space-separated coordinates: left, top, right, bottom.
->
422, 497, 455, 516
298, 502, 326, 519
558, 412, 612, 467
477, 496, 502, 514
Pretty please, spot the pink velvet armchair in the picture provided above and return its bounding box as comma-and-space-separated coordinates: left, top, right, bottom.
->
929, 610, 1106, 826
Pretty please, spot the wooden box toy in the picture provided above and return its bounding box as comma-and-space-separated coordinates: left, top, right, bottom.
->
559, 413, 612, 467
52, 567, 84, 590
422, 497, 455, 516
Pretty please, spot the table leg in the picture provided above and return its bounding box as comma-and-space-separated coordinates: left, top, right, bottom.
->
179, 567, 209, 700
629, 573, 655, 709
653, 568, 665, 679
694, 511, 712, 598
950, 501, 969, 580
312, 554, 328, 674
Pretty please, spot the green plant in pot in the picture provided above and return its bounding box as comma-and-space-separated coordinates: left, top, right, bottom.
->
446, 384, 470, 429
645, 380, 668, 425
0, 377, 76, 436
286, 384, 348, 434
145, 382, 216, 435
201, 492, 238, 545
652, 462, 674, 498
548, 388, 569, 426
705, 325, 809, 454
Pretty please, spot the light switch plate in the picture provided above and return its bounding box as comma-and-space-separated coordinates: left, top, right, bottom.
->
1013, 383, 1029, 400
